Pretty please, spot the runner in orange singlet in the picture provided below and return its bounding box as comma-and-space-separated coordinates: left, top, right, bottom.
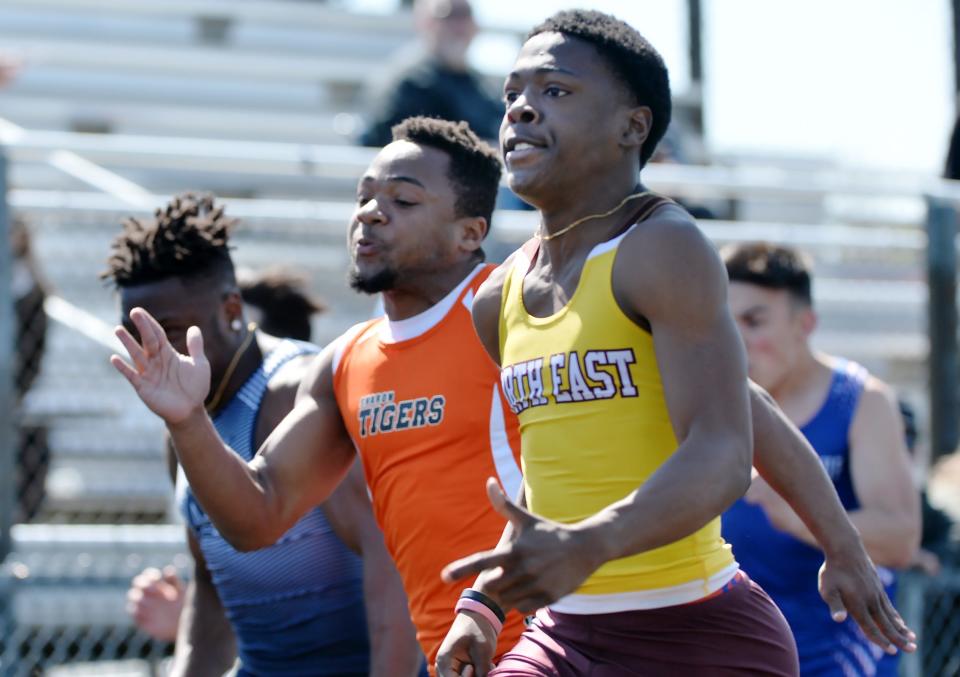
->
112, 118, 525, 671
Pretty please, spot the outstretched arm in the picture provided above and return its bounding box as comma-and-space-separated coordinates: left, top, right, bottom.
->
112, 308, 355, 551
747, 383, 916, 654
323, 460, 423, 677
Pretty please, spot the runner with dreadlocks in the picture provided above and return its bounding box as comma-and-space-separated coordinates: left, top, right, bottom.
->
104, 194, 422, 677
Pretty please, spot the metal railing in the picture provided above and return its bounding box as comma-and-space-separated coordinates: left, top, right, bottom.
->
5, 126, 960, 203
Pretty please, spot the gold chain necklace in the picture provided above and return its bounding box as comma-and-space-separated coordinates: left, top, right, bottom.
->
536, 191, 650, 241
205, 322, 257, 413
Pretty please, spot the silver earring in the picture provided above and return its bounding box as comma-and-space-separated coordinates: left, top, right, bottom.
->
231, 319, 242, 331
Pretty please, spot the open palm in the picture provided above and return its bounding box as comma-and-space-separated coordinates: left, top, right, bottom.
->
111, 307, 210, 424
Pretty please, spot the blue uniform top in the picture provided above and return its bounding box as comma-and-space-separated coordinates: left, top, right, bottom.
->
723, 359, 899, 677
177, 339, 370, 676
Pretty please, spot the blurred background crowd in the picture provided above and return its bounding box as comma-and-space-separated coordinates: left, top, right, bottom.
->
1, 0, 960, 675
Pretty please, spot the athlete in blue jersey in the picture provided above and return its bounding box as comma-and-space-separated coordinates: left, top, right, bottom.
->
721, 242, 920, 677
104, 194, 423, 676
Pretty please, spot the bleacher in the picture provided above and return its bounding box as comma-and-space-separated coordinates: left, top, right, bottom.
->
0, 0, 412, 142
0, 1, 951, 674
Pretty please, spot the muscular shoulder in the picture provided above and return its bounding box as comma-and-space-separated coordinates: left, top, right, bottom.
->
266, 353, 316, 400
852, 375, 903, 433
259, 352, 318, 434
614, 203, 728, 325
473, 252, 521, 366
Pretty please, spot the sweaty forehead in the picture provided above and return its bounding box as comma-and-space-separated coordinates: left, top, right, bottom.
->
364, 141, 451, 190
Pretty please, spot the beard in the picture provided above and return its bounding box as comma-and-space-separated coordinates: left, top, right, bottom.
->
349, 265, 398, 294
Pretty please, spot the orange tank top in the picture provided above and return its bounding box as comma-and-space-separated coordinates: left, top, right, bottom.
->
332, 264, 525, 670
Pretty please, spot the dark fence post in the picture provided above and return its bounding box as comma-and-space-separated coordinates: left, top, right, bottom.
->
0, 148, 14, 671
926, 195, 960, 461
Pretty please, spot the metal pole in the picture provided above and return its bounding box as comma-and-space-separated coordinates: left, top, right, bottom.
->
926, 195, 959, 461
686, 0, 705, 136
0, 148, 15, 673
0, 150, 13, 563
897, 573, 925, 677
687, 0, 703, 87
952, 0, 960, 94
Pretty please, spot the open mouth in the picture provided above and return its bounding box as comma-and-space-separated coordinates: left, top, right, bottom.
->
504, 136, 547, 164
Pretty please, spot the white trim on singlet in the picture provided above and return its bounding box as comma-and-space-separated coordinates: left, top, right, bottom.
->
331, 322, 370, 375
512, 249, 531, 273
548, 562, 739, 614
586, 221, 641, 261
379, 263, 486, 343
488, 385, 522, 501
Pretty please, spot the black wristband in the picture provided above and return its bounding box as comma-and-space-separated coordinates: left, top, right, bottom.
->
460, 588, 506, 623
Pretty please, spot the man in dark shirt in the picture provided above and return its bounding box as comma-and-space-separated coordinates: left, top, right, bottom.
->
359, 0, 501, 147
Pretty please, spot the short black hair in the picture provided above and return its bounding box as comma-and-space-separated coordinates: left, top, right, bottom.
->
391, 116, 502, 229
723, 242, 813, 307
103, 193, 238, 288
238, 267, 325, 342
528, 9, 671, 168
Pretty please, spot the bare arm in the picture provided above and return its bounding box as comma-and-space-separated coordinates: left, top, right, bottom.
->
435, 479, 526, 677
470, 257, 513, 367
322, 460, 423, 677
846, 381, 920, 566
112, 309, 355, 551
747, 382, 916, 653
748, 383, 862, 554
747, 380, 919, 567
169, 531, 236, 677
576, 217, 752, 561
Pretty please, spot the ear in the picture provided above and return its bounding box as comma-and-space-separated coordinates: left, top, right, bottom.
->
456, 215, 488, 254
799, 306, 818, 337
222, 289, 245, 326
620, 105, 652, 151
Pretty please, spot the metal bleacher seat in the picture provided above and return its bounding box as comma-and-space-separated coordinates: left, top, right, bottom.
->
0, 0, 414, 144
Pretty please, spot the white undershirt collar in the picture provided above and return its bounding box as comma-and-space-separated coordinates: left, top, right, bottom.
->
379, 263, 485, 343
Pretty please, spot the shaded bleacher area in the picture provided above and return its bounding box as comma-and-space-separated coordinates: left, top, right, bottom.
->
0, 1, 951, 673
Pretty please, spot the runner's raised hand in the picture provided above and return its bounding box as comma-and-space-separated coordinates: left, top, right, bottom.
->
111, 307, 210, 423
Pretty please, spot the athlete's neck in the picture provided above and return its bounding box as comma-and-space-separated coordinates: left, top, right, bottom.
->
207, 334, 263, 415
380, 258, 480, 321
768, 350, 833, 423
537, 175, 645, 258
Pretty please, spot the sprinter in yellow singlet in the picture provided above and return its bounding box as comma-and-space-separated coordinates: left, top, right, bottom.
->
437, 10, 915, 677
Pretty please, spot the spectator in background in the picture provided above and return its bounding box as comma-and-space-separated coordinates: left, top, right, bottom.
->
11, 215, 50, 521
0, 52, 20, 88
358, 0, 501, 148
127, 265, 328, 644
237, 267, 325, 342
721, 242, 920, 677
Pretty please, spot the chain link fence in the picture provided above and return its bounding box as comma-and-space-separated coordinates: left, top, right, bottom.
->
899, 545, 960, 677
